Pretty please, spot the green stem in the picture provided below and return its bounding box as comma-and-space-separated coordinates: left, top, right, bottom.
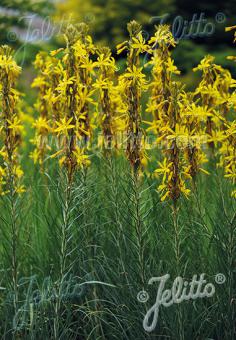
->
172, 202, 184, 340
54, 172, 72, 340
133, 169, 145, 288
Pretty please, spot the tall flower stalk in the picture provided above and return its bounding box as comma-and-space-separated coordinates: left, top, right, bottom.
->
146, 26, 190, 201
75, 23, 95, 145
31, 25, 94, 338
118, 20, 148, 173
0, 46, 24, 315
146, 28, 189, 337
117, 22, 149, 288
31, 52, 51, 167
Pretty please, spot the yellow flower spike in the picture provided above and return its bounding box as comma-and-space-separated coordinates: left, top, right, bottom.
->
0, 45, 24, 195
118, 21, 148, 172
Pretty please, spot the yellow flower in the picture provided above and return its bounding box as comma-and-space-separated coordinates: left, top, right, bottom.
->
164, 124, 189, 141
93, 77, 110, 90
7, 116, 23, 133
193, 55, 215, 72
31, 76, 47, 88
80, 59, 95, 72
29, 149, 41, 164
179, 179, 191, 198
165, 58, 180, 75
0, 53, 21, 76
58, 156, 66, 167
95, 53, 116, 69
130, 34, 149, 53
0, 147, 7, 159
224, 168, 236, 180
72, 146, 91, 168
123, 66, 147, 87
56, 76, 76, 96
0, 166, 6, 178
50, 48, 64, 56
155, 158, 172, 182
225, 25, 236, 32
33, 117, 51, 133
148, 25, 176, 47
13, 166, 24, 178
157, 183, 170, 201
15, 185, 26, 194
117, 41, 128, 55
54, 117, 75, 136
183, 103, 212, 119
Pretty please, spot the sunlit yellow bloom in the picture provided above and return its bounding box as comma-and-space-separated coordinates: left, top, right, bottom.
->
54, 117, 75, 136
7, 116, 23, 133
165, 58, 180, 75
72, 146, 91, 168
30, 149, 41, 164
33, 117, 51, 133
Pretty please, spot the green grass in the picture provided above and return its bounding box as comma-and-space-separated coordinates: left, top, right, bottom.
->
0, 149, 235, 339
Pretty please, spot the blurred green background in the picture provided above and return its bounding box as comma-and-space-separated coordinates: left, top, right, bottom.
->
1, 0, 236, 96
